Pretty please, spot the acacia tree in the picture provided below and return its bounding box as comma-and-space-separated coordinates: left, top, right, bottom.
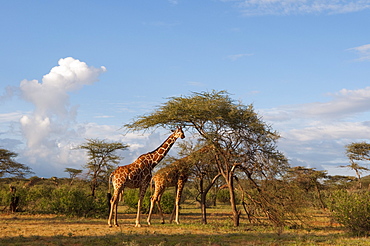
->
342, 142, 370, 188
78, 139, 128, 197
0, 148, 33, 178
285, 166, 327, 209
124, 90, 288, 226
64, 167, 83, 185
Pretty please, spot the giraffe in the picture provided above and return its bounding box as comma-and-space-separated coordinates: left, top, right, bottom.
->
147, 145, 212, 225
147, 157, 190, 225
107, 127, 185, 227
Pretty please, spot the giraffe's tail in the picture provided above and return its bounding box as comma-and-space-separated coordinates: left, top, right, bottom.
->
149, 176, 155, 198
107, 173, 113, 199
107, 173, 113, 212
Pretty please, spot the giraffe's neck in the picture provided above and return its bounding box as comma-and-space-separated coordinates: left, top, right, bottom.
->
148, 133, 178, 167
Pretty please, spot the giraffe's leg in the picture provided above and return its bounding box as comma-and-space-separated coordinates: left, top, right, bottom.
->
136, 186, 148, 227
108, 189, 120, 227
169, 187, 177, 224
169, 205, 176, 224
147, 182, 161, 225
156, 191, 166, 224
147, 194, 157, 226
172, 181, 185, 224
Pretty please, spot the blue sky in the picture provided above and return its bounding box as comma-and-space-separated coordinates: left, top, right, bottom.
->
1, 0, 370, 178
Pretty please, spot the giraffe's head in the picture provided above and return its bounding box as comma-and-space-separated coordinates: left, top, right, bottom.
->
173, 127, 185, 139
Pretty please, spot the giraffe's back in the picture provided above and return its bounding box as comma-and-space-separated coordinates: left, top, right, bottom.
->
112, 160, 152, 189
153, 163, 189, 188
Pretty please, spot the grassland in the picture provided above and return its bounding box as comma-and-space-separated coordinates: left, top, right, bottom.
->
1, 205, 369, 246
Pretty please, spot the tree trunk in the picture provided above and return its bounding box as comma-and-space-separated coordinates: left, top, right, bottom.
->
228, 173, 240, 226
314, 184, 326, 209
91, 177, 97, 197
355, 169, 362, 189
200, 190, 208, 224
9, 186, 19, 213
198, 173, 221, 224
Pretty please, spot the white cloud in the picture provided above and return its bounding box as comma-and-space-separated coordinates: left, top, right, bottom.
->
263, 87, 370, 122
300, 87, 370, 119
286, 121, 370, 142
0, 64, 188, 178
0, 112, 23, 122
0, 86, 18, 102
83, 122, 122, 140
20, 57, 106, 119
16, 57, 106, 175
187, 81, 205, 87
348, 44, 370, 61
227, 53, 253, 61
94, 115, 114, 119
261, 86, 370, 174
225, 0, 370, 15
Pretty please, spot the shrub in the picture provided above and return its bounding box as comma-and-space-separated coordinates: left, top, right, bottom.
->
123, 189, 175, 214
123, 189, 151, 213
8, 184, 108, 218
216, 189, 230, 204
330, 190, 370, 236
0, 186, 11, 207
49, 188, 92, 217
160, 191, 175, 214
22, 185, 54, 212
50, 187, 109, 218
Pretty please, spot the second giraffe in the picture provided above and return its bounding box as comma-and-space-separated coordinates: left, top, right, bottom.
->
147, 157, 191, 225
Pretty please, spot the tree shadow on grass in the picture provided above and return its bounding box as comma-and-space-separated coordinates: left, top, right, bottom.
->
0, 230, 365, 246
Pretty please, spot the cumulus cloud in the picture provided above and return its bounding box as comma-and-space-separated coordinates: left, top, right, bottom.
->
1, 58, 189, 177
18, 57, 106, 171
225, 0, 370, 15
20, 57, 106, 119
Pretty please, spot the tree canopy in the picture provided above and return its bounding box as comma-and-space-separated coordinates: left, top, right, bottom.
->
0, 148, 33, 178
342, 142, 370, 188
124, 90, 289, 226
346, 142, 370, 163
78, 139, 128, 196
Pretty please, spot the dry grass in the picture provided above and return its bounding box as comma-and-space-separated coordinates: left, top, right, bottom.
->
0, 207, 369, 245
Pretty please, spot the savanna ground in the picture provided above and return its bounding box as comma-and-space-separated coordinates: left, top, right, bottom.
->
1, 205, 369, 246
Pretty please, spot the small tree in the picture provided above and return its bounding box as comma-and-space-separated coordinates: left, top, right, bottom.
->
183, 142, 221, 224
324, 175, 356, 190
342, 142, 370, 188
64, 167, 83, 185
0, 148, 33, 178
285, 166, 327, 209
78, 139, 128, 197
330, 190, 370, 236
